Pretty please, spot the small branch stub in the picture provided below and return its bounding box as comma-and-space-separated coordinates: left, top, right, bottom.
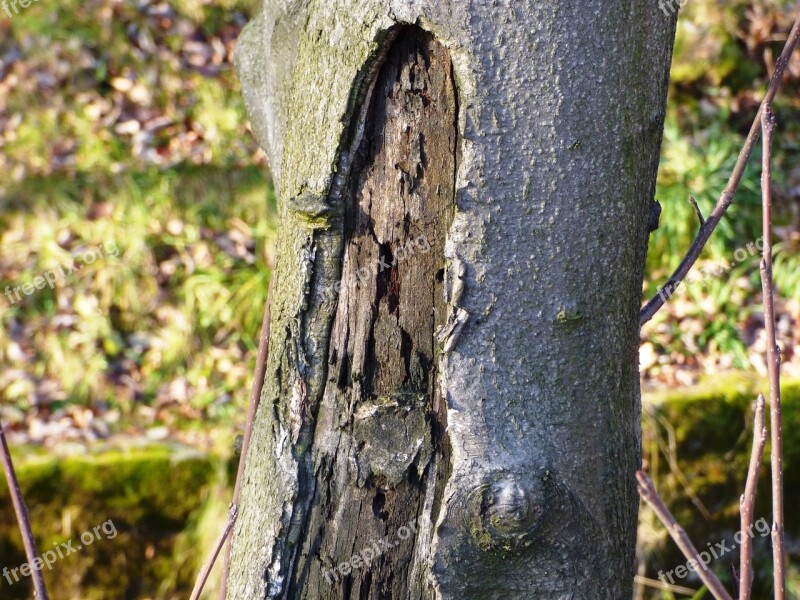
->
688, 196, 706, 227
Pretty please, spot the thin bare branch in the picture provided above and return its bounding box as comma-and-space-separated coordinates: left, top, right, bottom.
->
640, 13, 800, 326
738, 394, 767, 600
688, 196, 706, 227
190, 503, 238, 600
0, 422, 49, 600
759, 105, 785, 600
636, 471, 733, 600
730, 564, 740, 599
633, 575, 697, 596
218, 275, 274, 599
656, 414, 712, 519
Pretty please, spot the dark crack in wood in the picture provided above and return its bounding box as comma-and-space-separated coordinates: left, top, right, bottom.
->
285, 26, 458, 600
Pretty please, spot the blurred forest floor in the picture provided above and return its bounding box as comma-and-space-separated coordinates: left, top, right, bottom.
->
1, 0, 800, 451
0, 0, 272, 450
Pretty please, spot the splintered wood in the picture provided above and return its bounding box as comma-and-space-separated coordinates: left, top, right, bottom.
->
287, 28, 458, 599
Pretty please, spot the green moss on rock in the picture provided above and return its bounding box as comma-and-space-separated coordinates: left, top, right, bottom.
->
0, 444, 221, 600
641, 377, 800, 597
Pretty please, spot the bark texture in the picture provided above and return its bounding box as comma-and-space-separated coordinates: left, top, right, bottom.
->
231, 2, 677, 599
284, 29, 456, 598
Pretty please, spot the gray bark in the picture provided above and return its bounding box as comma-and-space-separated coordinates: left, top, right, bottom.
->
230, 2, 677, 599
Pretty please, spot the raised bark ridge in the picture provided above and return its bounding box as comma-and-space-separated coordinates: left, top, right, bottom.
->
231, 2, 677, 598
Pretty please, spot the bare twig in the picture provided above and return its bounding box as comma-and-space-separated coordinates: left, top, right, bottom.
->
640, 13, 800, 326
190, 504, 238, 600
688, 196, 706, 227
730, 564, 740, 599
0, 423, 49, 600
633, 575, 697, 596
656, 415, 712, 519
636, 471, 733, 600
759, 105, 785, 600
738, 394, 767, 600
218, 275, 274, 599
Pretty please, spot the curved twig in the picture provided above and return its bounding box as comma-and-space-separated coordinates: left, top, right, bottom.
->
190, 504, 238, 600
218, 275, 274, 599
0, 423, 49, 600
640, 13, 800, 326
636, 471, 733, 600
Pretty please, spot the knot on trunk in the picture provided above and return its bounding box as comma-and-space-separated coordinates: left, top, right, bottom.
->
465, 471, 547, 553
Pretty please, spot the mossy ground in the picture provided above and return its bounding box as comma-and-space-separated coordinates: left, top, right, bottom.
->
640, 377, 800, 598
0, 0, 275, 443
0, 444, 231, 599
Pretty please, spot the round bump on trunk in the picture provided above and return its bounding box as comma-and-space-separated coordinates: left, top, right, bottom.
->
465, 471, 546, 552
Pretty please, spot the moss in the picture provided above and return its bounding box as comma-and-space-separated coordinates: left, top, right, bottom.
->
0, 444, 222, 600
641, 376, 800, 597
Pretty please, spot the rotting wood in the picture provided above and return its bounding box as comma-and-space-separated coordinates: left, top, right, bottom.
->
285, 27, 458, 599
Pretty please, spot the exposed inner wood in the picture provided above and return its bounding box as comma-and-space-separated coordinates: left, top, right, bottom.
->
287, 27, 457, 599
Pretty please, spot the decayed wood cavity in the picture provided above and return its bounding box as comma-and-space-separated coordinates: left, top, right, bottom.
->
287, 27, 457, 599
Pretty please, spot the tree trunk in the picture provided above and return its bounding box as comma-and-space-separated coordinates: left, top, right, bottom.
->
230, 2, 677, 598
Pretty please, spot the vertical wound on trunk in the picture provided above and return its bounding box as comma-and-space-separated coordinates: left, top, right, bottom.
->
287, 26, 458, 599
